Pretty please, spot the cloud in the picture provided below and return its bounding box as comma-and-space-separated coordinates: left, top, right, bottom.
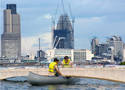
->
74, 16, 106, 34
43, 14, 52, 20
36, 14, 52, 23
76, 16, 105, 23
21, 32, 51, 56
40, 32, 51, 44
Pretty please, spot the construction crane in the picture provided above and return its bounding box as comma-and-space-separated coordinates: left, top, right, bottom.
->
0, 0, 3, 33
52, 0, 67, 28
51, 0, 75, 49
52, 0, 75, 29
52, 36, 58, 48
68, 4, 75, 30
53, 36, 65, 49
68, 3, 75, 48
54, 37, 65, 49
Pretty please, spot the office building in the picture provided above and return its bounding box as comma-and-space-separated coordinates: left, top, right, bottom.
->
1, 4, 21, 59
46, 49, 73, 62
46, 49, 94, 62
73, 49, 94, 62
107, 36, 124, 61
91, 37, 99, 55
52, 14, 74, 49
96, 44, 109, 57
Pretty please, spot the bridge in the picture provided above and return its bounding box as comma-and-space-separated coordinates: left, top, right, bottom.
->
0, 66, 125, 83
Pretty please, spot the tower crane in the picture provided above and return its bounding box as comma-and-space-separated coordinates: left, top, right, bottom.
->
68, 4, 75, 30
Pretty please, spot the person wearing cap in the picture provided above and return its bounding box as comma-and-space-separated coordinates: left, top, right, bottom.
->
62, 56, 73, 68
48, 58, 62, 76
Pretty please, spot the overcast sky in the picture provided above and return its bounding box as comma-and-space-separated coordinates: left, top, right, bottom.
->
0, 0, 125, 56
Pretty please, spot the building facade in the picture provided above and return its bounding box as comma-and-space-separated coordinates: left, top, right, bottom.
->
96, 44, 109, 57
91, 37, 99, 54
46, 49, 94, 62
46, 49, 73, 62
1, 4, 21, 59
107, 36, 124, 57
107, 36, 124, 62
73, 49, 94, 62
52, 14, 74, 49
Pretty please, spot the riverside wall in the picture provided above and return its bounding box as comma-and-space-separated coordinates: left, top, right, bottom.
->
0, 67, 125, 83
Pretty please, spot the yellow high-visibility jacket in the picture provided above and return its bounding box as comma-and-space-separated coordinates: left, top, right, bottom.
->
48, 62, 57, 73
62, 59, 71, 67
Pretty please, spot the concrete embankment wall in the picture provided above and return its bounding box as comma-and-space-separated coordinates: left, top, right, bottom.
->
60, 67, 125, 83
0, 67, 125, 83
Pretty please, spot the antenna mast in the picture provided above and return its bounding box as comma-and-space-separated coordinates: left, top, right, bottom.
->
69, 4, 75, 28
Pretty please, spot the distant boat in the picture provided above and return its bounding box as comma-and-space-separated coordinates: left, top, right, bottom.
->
28, 72, 76, 85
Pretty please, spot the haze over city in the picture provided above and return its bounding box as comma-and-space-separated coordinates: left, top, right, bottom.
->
0, 0, 125, 55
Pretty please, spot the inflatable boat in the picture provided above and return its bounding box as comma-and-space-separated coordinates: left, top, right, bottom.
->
28, 72, 75, 85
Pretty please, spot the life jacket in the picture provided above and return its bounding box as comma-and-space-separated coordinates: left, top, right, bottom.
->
48, 62, 57, 73
62, 59, 71, 67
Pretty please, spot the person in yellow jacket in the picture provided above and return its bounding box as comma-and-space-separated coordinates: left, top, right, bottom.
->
62, 56, 73, 68
48, 58, 62, 76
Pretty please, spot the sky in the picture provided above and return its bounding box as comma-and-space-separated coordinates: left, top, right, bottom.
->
0, 0, 125, 56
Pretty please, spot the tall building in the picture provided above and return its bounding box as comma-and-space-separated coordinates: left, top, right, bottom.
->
96, 44, 109, 57
1, 4, 21, 59
52, 14, 74, 49
107, 36, 124, 61
91, 37, 99, 54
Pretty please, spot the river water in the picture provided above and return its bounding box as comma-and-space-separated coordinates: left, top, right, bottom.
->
0, 78, 125, 90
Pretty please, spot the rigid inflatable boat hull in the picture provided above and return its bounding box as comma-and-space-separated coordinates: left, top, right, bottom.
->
28, 72, 75, 85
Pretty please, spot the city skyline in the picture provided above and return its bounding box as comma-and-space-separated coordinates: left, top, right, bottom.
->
0, 0, 125, 56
